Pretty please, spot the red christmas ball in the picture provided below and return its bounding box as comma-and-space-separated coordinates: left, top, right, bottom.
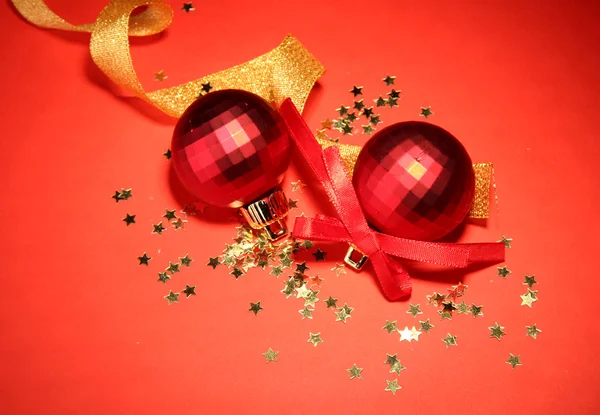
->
171, 90, 290, 208
352, 121, 475, 241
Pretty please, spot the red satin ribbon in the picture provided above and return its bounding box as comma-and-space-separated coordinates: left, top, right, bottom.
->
279, 98, 505, 300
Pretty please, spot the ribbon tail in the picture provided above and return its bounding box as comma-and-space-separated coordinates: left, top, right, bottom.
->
292, 216, 352, 243
369, 251, 412, 300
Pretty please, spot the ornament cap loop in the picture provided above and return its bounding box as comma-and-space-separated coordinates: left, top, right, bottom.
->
344, 244, 369, 270
240, 188, 290, 240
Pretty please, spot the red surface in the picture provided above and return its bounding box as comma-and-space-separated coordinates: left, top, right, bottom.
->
1, 0, 600, 414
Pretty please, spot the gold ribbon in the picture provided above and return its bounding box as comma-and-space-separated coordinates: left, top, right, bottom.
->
12, 0, 325, 116
12, 0, 491, 218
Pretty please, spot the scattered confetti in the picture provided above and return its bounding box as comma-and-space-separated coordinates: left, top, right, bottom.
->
407, 304, 423, 318
385, 379, 401, 395
419, 319, 434, 334
152, 222, 166, 235
320, 119, 333, 129
520, 289, 538, 307
122, 213, 136, 226
506, 353, 522, 369
382, 320, 398, 334
299, 307, 314, 320
201, 82, 213, 93
166, 262, 180, 275
230, 267, 244, 279
207, 257, 220, 269
499, 235, 513, 248
179, 254, 193, 267
347, 364, 363, 379
523, 275, 538, 288
350, 85, 363, 96
249, 301, 263, 315
181, 3, 195, 12
497, 266, 512, 278
526, 324, 542, 339
382, 74, 396, 85
182, 285, 196, 298
331, 263, 347, 277
307, 332, 323, 347
324, 296, 338, 308
154, 70, 167, 82
164, 290, 179, 304
262, 348, 278, 363
420, 106, 433, 118
442, 333, 458, 348
163, 149, 171, 160
470, 304, 484, 318
157, 272, 170, 283
163, 209, 177, 221
138, 253, 151, 266
291, 180, 307, 193
312, 248, 327, 261
489, 322, 506, 341
456, 301, 470, 315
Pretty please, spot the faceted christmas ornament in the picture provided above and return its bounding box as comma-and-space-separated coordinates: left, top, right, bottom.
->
352, 121, 475, 241
171, 90, 291, 239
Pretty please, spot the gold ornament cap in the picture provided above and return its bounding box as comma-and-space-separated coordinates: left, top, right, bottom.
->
240, 188, 290, 240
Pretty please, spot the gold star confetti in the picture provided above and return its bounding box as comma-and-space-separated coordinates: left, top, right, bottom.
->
304, 290, 319, 307
312, 248, 327, 261
262, 348, 278, 363
341, 124, 353, 135
172, 217, 187, 230
442, 333, 458, 348
383, 74, 396, 85
342, 303, 354, 315
164, 290, 179, 305
320, 119, 333, 129
385, 353, 399, 366
307, 332, 323, 347
346, 112, 358, 122
288, 199, 299, 209
230, 267, 244, 279
398, 327, 414, 342
154, 70, 168, 82
387, 97, 399, 108
138, 252, 151, 266
152, 222, 166, 235
335, 308, 351, 323
331, 263, 347, 277
456, 301, 470, 315
336, 105, 350, 116
374, 96, 387, 107
382, 320, 398, 334
302, 240, 314, 250
166, 262, 180, 275
407, 304, 423, 318
385, 379, 401, 395
324, 296, 338, 308
179, 254, 193, 267
419, 319, 434, 334
489, 322, 506, 341
526, 324, 542, 339
497, 266, 512, 278
362, 124, 375, 135
350, 85, 363, 96
182, 285, 196, 298
370, 114, 382, 126
410, 326, 422, 341
181, 204, 198, 216
122, 213, 136, 226
295, 262, 309, 274
299, 307, 314, 320
420, 106, 433, 118
439, 301, 457, 320
315, 129, 328, 140
362, 106, 374, 118
523, 275, 538, 288
470, 304, 484, 318
119, 188, 132, 200
163, 149, 171, 160
207, 257, 220, 269
388, 89, 401, 99
291, 180, 307, 193
157, 272, 170, 283
309, 274, 323, 288
499, 235, 513, 248
520, 290, 537, 307
201, 82, 213, 93
427, 292, 446, 307
347, 364, 363, 379
270, 265, 284, 277
353, 100, 365, 111
387, 356, 406, 375
506, 353, 522, 369
448, 282, 468, 300
163, 209, 177, 221
249, 301, 263, 315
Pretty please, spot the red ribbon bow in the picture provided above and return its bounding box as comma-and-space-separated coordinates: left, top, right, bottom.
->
279, 98, 505, 301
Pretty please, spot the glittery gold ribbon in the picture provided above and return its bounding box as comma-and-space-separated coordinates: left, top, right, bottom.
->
317, 138, 493, 219
11, 0, 325, 116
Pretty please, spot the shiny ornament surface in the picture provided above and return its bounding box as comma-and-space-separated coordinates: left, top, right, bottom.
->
171, 90, 290, 208
352, 121, 474, 241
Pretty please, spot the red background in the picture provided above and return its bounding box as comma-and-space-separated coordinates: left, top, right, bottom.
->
2, 0, 600, 413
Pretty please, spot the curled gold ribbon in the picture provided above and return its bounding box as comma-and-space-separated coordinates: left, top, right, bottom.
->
12, 0, 325, 116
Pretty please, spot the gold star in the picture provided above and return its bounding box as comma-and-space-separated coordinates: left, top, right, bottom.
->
523, 275, 538, 288
520, 290, 537, 307
163, 149, 171, 160
442, 333, 458, 348
448, 282, 468, 298
111, 190, 123, 203
387, 97, 399, 108
427, 292, 446, 307
374, 96, 387, 107
420, 106, 433, 118
262, 348, 278, 363
385, 379, 401, 395
388, 89, 401, 99
324, 296, 338, 308
315, 128, 328, 140
164, 290, 179, 304
407, 304, 423, 318
526, 324, 542, 339
312, 248, 327, 261
399, 327, 414, 342
182, 285, 196, 298
304, 290, 319, 307
342, 303, 354, 314
122, 213, 136, 226
336, 105, 350, 116
201, 82, 213, 93
410, 326, 422, 341
341, 124, 353, 135
291, 180, 307, 193
382, 320, 398, 334
302, 240, 314, 250
295, 262, 309, 274
362, 124, 375, 135
499, 235, 513, 248
179, 254, 193, 267
385, 353, 399, 366
335, 308, 350, 323
172, 217, 187, 230
470, 304, 484, 318
438, 310, 453, 320
362, 106, 374, 118
506, 353, 522, 369
154, 70, 168, 82
353, 99, 365, 111
346, 112, 358, 122
230, 267, 244, 279
166, 262, 180, 275
309, 274, 323, 288
181, 204, 198, 216
320, 119, 333, 129
207, 257, 220, 269
163, 209, 177, 221
299, 307, 314, 320
419, 319, 434, 334
388, 358, 406, 375
307, 332, 323, 347
152, 222, 166, 235
497, 266, 512, 278
270, 265, 284, 277
456, 301, 470, 314
382, 75, 396, 85
347, 364, 363, 379
157, 272, 170, 283
369, 114, 382, 126
489, 322, 506, 341
249, 301, 263, 315
331, 263, 347, 277
118, 188, 132, 200
350, 85, 363, 96
138, 252, 151, 266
